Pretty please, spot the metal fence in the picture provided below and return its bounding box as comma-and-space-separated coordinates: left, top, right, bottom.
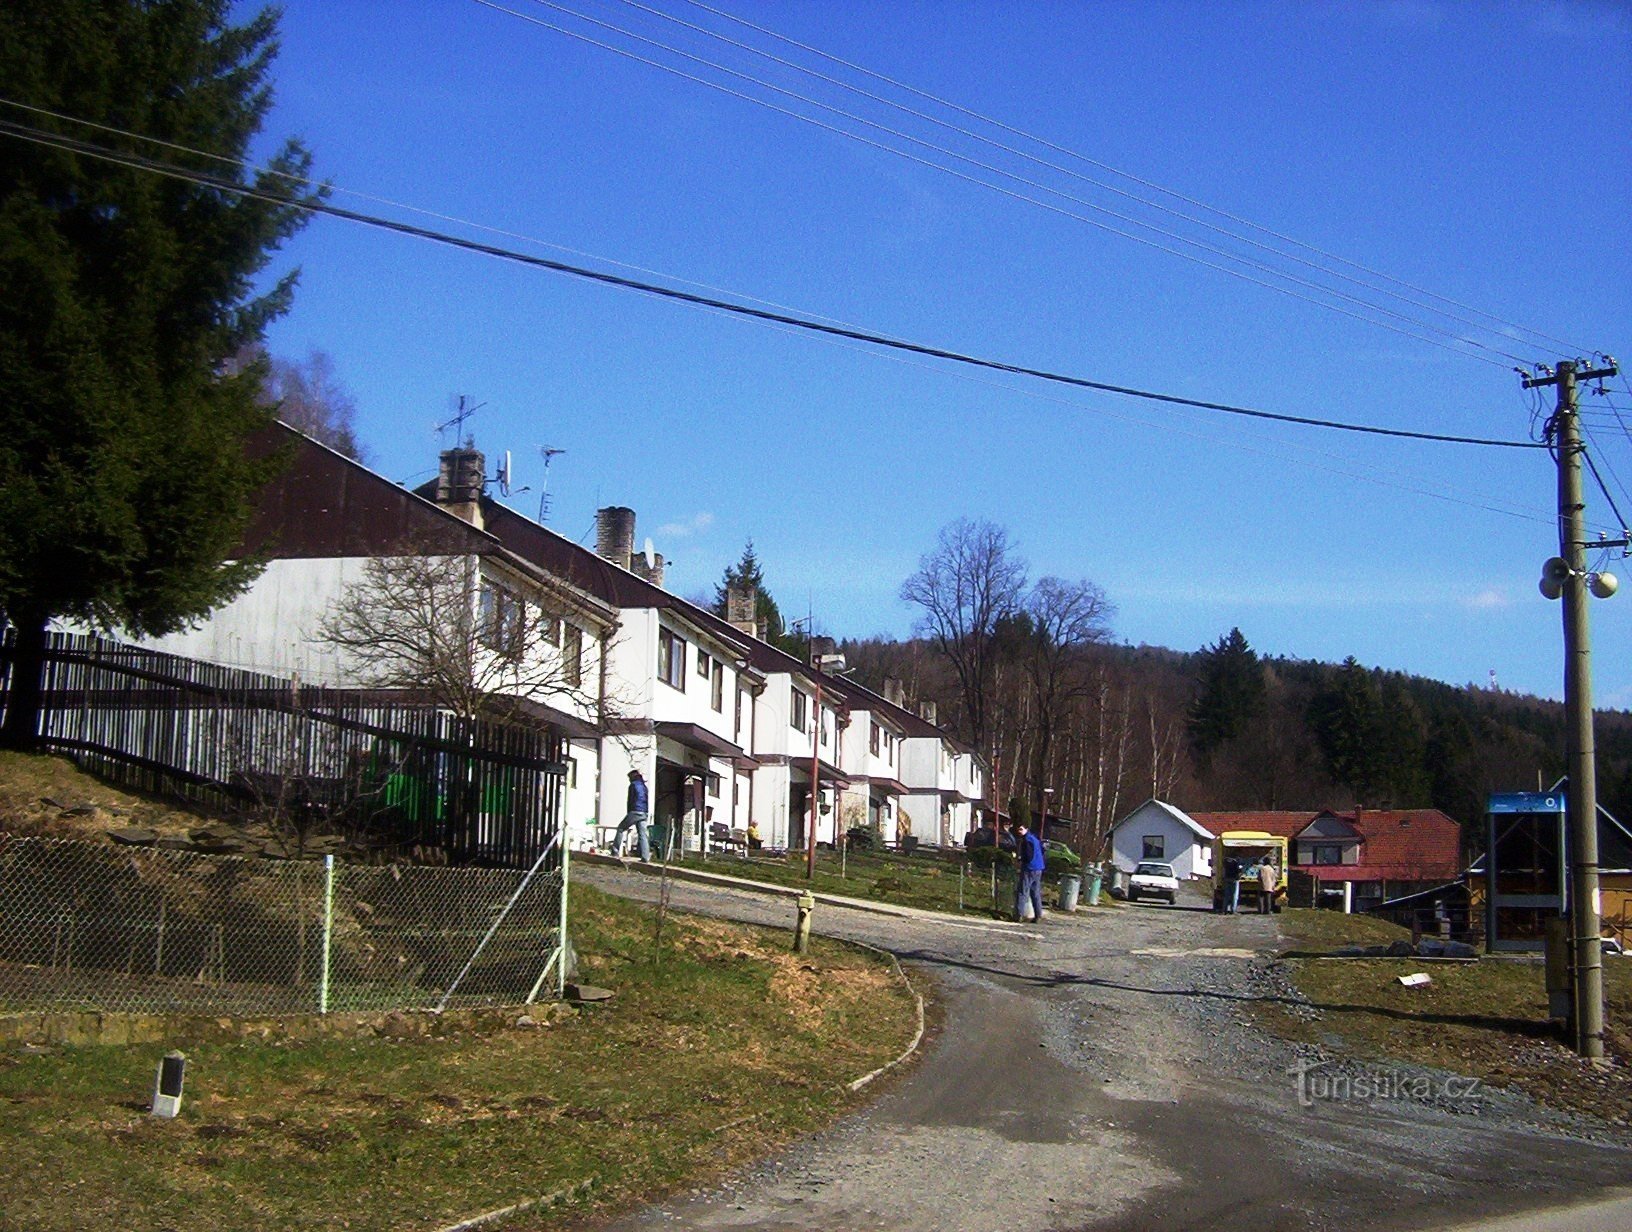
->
0, 836, 570, 1017
0, 631, 567, 868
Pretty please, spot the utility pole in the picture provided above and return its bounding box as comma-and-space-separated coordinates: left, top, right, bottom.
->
1526, 356, 1620, 1062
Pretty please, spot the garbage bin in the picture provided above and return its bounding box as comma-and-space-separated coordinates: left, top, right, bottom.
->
1058, 873, 1082, 912
1086, 865, 1104, 907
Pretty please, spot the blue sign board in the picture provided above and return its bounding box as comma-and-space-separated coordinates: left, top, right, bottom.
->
1488, 791, 1565, 815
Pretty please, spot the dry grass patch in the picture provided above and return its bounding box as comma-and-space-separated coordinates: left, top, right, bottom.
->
1267, 909, 1632, 1125
0, 885, 919, 1232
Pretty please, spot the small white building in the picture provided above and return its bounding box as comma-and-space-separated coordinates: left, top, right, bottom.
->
1109, 799, 1215, 880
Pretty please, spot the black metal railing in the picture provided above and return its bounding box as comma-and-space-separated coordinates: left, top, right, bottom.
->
1, 631, 565, 868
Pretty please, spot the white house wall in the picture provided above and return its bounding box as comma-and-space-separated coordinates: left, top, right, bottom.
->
1111, 802, 1213, 879
141, 556, 367, 684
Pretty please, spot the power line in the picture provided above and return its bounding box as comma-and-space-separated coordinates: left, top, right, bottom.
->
0, 95, 865, 336
473, 0, 1523, 370
609, 0, 1573, 362
667, 0, 1593, 359
0, 117, 1546, 452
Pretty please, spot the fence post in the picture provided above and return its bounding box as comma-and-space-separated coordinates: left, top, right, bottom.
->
557, 834, 571, 1000
318, 854, 334, 1014
440, 834, 559, 1012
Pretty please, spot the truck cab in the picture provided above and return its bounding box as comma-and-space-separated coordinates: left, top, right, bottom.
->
1211, 830, 1288, 913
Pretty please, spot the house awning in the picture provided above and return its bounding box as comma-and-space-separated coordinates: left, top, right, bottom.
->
792, 757, 849, 786
861, 776, 910, 796
654, 721, 744, 761
505, 696, 601, 741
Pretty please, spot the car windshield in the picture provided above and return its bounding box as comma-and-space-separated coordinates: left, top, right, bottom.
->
1135, 863, 1173, 877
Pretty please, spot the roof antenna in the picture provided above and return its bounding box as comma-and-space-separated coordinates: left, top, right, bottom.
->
537, 447, 566, 522
435, 394, 484, 447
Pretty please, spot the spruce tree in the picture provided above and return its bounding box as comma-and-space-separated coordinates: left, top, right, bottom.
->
0, 1, 321, 747
1187, 627, 1265, 763
714, 539, 787, 644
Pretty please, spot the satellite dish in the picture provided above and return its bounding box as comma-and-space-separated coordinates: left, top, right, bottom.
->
643, 537, 656, 569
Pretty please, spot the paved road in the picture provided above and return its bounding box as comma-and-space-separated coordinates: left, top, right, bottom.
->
574, 867, 1632, 1232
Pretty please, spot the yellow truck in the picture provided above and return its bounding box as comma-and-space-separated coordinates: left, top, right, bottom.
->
1211, 830, 1289, 913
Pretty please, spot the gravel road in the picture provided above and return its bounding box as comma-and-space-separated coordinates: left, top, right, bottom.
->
572, 867, 1632, 1232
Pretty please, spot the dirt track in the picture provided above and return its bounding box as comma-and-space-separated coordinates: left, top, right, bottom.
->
573, 868, 1632, 1231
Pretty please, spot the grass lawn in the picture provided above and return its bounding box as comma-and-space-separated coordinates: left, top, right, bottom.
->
675, 846, 1080, 918
0, 885, 919, 1232
1268, 908, 1632, 1124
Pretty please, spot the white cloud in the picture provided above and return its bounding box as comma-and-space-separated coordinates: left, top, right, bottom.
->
1465, 588, 1511, 611
656, 511, 715, 539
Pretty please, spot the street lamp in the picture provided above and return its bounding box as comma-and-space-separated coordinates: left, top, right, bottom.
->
806, 648, 850, 880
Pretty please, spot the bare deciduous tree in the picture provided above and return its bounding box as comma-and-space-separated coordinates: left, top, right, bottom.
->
321, 548, 609, 729
228, 344, 364, 460
900, 518, 1026, 758
1023, 576, 1114, 804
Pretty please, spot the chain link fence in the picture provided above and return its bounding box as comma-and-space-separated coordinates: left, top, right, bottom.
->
0, 836, 569, 1017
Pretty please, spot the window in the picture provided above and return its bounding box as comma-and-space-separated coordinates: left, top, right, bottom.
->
658, 627, 685, 690
790, 689, 808, 731
1312, 842, 1342, 865
540, 614, 562, 645
562, 624, 583, 687
870, 722, 880, 755
820, 710, 830, 747
711, 660, 724, 711
706, 773, 721, 798
697, 649, 713, 680
1142, 835, 1165, 860
478, 583, 521, 652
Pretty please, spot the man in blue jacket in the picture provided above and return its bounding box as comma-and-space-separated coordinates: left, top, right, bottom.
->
1014, 819, 1046, 923
613, 768, 651, 862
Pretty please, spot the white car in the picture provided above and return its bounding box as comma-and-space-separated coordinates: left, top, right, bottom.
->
1128, 861, 1179, 904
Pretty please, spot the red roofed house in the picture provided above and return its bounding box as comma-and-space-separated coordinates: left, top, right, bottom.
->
1188, 808, 1463, 913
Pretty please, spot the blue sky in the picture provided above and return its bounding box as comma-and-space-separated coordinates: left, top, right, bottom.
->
244, 0, 1631, 703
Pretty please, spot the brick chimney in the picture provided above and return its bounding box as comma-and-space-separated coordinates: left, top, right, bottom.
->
727, 585, 764, 640
435, 444, 485, 529
919, 699, 938, 725
884, 676, 906, 707
631, 550, 665, 588
594, 506, 635, 570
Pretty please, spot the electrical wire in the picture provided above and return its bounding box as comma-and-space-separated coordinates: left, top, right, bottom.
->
0, 97, 866, 337
472, 0, 1523, 370
1583, 446, 1632, 536
731, 301, 1555, 529
612, 0, 1576, 361
9, 90, 1540, 525
0, 116, 1548, 453
668, 0, 1595, 359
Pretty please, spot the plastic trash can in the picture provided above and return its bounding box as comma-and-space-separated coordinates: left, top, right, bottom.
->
1086, 866, 1104, 907
1058, 873, 1082, 912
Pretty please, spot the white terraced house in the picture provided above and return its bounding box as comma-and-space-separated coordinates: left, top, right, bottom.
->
103, 422, 989, 862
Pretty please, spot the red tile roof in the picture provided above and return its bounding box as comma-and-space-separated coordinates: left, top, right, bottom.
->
1188, 808, 1462, 882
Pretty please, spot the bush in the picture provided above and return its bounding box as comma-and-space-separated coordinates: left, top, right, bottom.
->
967, 845, 1014, 870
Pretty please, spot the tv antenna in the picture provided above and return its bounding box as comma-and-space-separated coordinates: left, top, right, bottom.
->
537, 447, 566, 522
435, 394, 485, 446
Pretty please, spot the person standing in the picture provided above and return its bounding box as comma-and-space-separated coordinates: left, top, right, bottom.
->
1257, 858, 1278, 914
1014, 819, 1046, 923
613, 768, 651, 862
1223, 857, 1242, 914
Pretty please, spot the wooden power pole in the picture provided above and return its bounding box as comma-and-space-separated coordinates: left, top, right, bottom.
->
1526, 356, 1621, 1062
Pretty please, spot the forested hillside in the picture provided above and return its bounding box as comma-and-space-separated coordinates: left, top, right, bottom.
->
840, 628, 1632, 859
